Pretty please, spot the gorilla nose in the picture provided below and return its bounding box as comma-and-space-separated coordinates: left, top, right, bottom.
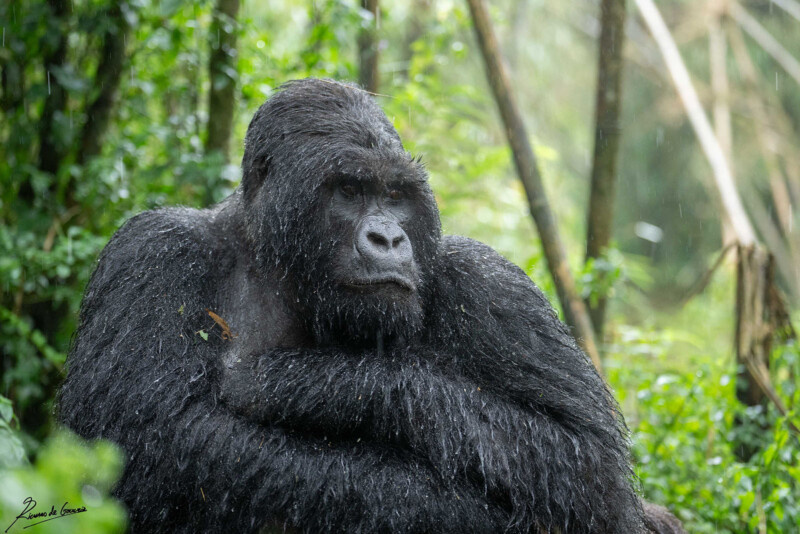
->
356, 217, 412, 265
367, 228, 403, 249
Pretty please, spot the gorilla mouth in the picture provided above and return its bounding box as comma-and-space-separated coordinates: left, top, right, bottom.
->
344, 275, 415, 292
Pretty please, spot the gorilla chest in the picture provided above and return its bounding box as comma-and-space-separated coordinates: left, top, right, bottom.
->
213, 264, 307, 367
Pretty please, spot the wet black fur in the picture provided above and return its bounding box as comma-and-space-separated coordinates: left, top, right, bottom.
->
59, 79, 650, 533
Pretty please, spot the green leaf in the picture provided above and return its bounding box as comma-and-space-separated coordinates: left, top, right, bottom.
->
739, 491, 755, 517
0, 396, 12, 422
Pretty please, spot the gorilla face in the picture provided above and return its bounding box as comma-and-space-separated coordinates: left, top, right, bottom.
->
310, 161, 433, 345
329, 174, 419, 293
241, 79, 441, 345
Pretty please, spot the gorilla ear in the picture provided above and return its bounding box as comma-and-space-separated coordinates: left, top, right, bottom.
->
243, 155, 271, 203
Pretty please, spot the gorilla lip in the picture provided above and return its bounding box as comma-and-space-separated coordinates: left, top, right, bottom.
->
344, 275, 415, 292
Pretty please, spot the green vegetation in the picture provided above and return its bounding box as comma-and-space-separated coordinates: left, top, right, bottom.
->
0, 420, 126, 534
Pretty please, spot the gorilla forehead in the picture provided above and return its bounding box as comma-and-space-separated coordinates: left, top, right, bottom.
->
244, 79, 406, 170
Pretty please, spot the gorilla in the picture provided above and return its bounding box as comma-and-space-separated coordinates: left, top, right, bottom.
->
58, 78, 679, 533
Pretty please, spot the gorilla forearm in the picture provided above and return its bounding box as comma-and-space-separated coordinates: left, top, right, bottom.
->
422, 238, 646, 531
194, 407, 508, 534
221, 348, 520, 482
62, 348, 505, 533
220, 347, 637, 530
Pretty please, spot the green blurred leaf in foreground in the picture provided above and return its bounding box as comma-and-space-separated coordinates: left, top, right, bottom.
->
0, 430, 127, 534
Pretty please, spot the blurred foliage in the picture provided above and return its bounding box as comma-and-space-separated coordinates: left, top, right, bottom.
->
0, 403, 126, 534
0, 396, 26, 470
2, 0, 800, 532
608, 270, 800, 532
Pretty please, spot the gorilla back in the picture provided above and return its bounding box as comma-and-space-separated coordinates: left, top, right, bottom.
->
59, 79, 651, 533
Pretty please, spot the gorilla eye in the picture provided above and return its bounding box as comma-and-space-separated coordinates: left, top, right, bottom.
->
339, 182, 358, 198
387, 189, 403, 201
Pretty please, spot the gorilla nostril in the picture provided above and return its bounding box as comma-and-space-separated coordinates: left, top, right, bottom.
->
367, 231, 390, 249
358, 217, 411, 259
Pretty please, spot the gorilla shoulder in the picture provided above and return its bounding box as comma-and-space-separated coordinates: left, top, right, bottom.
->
83, 207, 228, 313
436, 234, 561, 324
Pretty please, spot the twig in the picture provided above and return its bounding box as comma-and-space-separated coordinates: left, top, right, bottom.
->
669, 244, 735, 308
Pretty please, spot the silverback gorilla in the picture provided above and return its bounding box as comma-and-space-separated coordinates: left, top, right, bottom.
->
58, 79, 679, 533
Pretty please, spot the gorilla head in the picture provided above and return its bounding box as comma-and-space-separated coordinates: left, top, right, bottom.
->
240, 79, 442, 346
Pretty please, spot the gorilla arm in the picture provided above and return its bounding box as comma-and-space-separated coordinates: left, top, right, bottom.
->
221, 347, 531, 491
221, 236, 648, 533
433, 236, 647, 532
57, 211, 504, 534
221, 344, 641, 533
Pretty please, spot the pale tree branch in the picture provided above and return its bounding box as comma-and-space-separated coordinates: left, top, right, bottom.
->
727, 23, 800, 206
709, 4, 737, 246
771, 0, 800, 23
730, 1, 800, 86
634, 0, 756, 245
728, 22, 800, 300
709, 10, 731, 161
727, 22, 794, 232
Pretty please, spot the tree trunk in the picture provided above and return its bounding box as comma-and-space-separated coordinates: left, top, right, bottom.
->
78, 4, 129, 165
358, 0, 380, 93
734, 244, 798, 442
37, 0, 71, 178
400, 0, 430, 78
585, 0, 627, 340
734, 244, 774, 458
465, 0, 602, 372
735, 245, 772, 408
205, 0, 241, 161
0, 1, 26, 113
